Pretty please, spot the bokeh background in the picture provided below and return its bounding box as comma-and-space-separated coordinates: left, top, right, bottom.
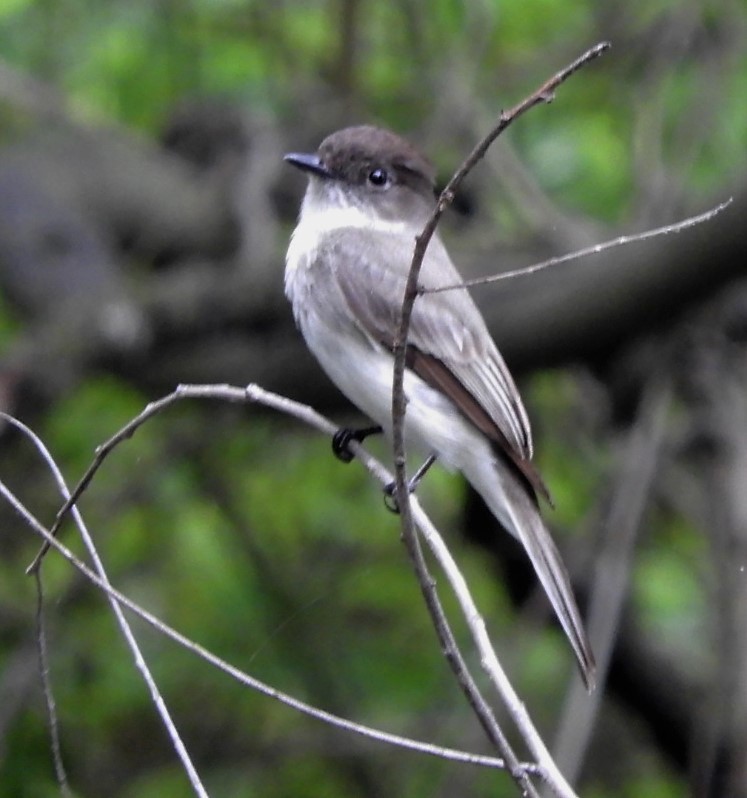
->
1, 1, 746, 796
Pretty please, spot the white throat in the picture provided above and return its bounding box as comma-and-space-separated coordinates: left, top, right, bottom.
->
296, 200, 410, 236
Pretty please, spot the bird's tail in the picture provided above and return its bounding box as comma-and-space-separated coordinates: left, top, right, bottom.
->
468, 459, 596, 691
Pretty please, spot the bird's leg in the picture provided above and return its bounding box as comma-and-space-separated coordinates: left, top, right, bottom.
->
384, 454, 438, 514
332, 425, 383, 463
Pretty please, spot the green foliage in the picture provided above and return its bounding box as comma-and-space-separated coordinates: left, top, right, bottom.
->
633, 512, 708, 676
44, 376, 148, 459
586, 774, 684, 798
0, 0, 32, 19
526, 370, 608, 530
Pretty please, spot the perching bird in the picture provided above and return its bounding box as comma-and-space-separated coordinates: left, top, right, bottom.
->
284, 125, 595, 689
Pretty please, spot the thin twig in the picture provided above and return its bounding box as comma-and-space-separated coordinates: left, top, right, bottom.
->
390, 42, 610, 798
424, 199, 733, 295
33, 569, 72, 797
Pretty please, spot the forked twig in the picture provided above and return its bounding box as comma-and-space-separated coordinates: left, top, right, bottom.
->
5, 413, 210, 798
25, 391, 197, 573
389, 42, 610, 798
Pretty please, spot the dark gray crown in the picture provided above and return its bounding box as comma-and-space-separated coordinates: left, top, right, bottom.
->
317, 126, 436, 198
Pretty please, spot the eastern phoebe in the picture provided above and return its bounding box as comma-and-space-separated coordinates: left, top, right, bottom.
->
284, 125, 595, 690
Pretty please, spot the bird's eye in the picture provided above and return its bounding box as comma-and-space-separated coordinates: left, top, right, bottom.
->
367, 168, 390, 187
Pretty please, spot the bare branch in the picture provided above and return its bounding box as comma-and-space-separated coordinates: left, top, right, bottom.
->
424, 198, 734, 295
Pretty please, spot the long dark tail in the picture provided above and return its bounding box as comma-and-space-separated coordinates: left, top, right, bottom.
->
474, 460, 596, 691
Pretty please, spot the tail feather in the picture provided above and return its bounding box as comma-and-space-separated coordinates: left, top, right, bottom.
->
473, 460, 596, 691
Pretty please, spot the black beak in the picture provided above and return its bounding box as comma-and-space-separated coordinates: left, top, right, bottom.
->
284, 152, 334, 179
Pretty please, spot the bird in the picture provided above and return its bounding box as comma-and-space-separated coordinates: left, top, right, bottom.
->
283, 125, 595, 690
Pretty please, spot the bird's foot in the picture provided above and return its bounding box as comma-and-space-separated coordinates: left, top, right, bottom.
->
383, 454, 438, 514
331, 425, 383, 463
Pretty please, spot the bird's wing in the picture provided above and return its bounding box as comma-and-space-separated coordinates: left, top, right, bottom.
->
323, 227, 550, 500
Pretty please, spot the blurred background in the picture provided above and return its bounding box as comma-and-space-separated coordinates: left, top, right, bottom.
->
1, 1, 746, 796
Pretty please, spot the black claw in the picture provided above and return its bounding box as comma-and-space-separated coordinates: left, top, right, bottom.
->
332, 429, 356, 463
331, 425, 383, 463
383, 481, 400, 514
381, 455, 438, 514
